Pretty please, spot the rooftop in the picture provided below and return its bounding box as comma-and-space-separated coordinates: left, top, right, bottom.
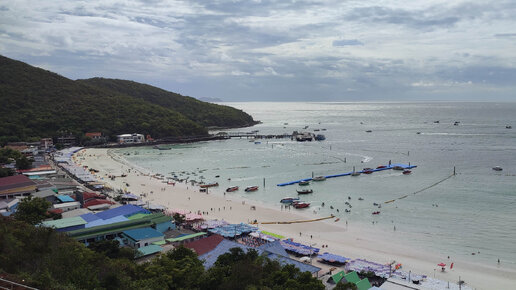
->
166, 232, 207, 243
41, 216, 87, 229
95, 204, 149, 220
184, 234, 224, 255
138, 244, 163, 257
0, 175, 36, 193
124, 227, 164, 241
57, 195, 75, 203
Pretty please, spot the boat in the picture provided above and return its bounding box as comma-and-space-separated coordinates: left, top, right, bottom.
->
312, 176, 326, 181
280, 197, 300, 204
416, 132, 421, 134
365, 130, 372, 133
362, 168, 373, 174
392, 166, 404, 170
376, 165, 387, 169
314, 129, 320, 131
226, 186, 239, 192
299, 180, 310, 186
297, 189, 313, 194
351, 171, 361, 176
315, 134, 326, 141
372, 211, 380, 215
293, 201, 310, 209
402, 170, 412, 175
200, 182, 219, 188
506, 125, 512, 129
167, 181, 176, 185
358, 197, 364, 201
244, 186, 259, 192
254, 141, 261, 144
492, 166, 503, 171
434, 120, 440, 123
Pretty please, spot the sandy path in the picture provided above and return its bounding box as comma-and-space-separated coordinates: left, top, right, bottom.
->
75, 148, 516, 290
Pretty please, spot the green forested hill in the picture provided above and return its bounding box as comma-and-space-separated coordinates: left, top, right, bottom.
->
78, 78, 256, 128
0, 55, 255, 143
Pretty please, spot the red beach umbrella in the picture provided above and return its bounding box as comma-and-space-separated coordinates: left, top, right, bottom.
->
438, 263, 446, 267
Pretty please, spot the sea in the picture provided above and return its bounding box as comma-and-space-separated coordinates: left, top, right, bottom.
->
116, 102, 516, 268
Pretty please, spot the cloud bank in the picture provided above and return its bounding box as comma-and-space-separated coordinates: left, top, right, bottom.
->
1, 0, 515, 101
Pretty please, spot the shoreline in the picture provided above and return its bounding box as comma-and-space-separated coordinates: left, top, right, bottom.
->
76, 147, 516, 290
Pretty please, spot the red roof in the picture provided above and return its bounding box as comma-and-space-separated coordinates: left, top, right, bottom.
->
84, 199, 114, 208
48, 208, 63, 214
85, 132, 102, 137
184, 234, 224, 255
0, 175, 36, 192
82, 192, 105, 200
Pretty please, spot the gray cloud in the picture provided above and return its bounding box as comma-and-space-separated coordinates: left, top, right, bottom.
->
0, 0, 515, 101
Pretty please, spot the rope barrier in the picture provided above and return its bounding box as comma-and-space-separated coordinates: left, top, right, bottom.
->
383, 173, 455, 204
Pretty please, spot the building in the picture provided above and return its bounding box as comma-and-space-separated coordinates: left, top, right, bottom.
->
53, 201, 81, 212
117, 133, 145, 144
56, 135, 77, 147
0, 175, 37, 199
122, 227, 165, 248
40, 138, 53, 150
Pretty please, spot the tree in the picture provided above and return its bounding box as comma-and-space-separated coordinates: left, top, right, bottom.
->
172, 213, 185, 225
15, 155, 32, 170
13, 196, 51, 225
0, 167, 14, 177
334, 281, 358, 290
88, 240, 137, 260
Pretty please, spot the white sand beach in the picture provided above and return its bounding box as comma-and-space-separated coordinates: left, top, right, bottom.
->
76, 148, 516, 290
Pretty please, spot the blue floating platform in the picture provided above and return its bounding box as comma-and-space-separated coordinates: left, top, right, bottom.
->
276, 163, 417, 186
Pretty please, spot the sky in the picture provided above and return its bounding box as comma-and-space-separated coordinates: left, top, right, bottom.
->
1, 0, 516, 101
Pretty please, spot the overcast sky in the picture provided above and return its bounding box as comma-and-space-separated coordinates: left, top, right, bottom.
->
1, 0, 515, 101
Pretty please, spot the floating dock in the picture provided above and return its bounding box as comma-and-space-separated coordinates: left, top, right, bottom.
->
276, 163, 417, 186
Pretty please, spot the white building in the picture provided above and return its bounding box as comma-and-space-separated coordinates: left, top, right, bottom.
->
117, 133, 145, 144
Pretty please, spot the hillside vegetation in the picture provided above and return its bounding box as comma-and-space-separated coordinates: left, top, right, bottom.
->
0, 55, 256, 143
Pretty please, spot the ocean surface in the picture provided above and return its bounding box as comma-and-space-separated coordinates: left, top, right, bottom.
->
117, 102, 516, 268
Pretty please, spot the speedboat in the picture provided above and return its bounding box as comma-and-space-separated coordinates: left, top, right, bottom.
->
245, 185, 259, 192
372, 211, 380, 215
200, 182, 219, 188
299, 180, 310, 186
363, 168, 373, 174
492, 166, 503, 171
376, 165, 387, 169
365, 130, 372, 133
293, 201, 310, 209
392, 166, 404, 170
506, 125, 512, 129
280, 197, 300, 204
226, 186, 239, 192
312, 176, 326, 181
297, 189, 313, 194
403, 170, 412, 175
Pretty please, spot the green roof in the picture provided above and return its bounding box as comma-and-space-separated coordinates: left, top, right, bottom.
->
127, 213, 151, 220
152, 240, 167, 245
166, 232, 206, 243
343, 271, 360, 284
356, 278, 372, 290
138, 244, 163, 256
260, 230, 284, 239
42, 216, 86, 229
67, 213, 171, 240
332, 271, 346, 284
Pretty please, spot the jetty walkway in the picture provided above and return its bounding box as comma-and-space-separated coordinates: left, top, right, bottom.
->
277, 163, 417, 186
223, 132, 293, 139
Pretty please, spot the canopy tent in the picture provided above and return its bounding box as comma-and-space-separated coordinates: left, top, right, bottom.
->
260, 230, 284, 239
280, 239, 320, 256
318, 252, 350, 264
331, 271, 346, 284
193, 220, 229, 230
120, 193, 139, 200
208, 223, 258, 238
249, 231, 276, 242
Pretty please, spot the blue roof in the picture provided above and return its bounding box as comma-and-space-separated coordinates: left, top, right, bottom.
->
95, 204, 149, 220
57, 195, 75, 203
123, 227, 164, 241
80, 213, 101, 222
318, 252, 350, 264
258, 240, 289, 257
85, 215, 128, 228
199, 239, 320, 274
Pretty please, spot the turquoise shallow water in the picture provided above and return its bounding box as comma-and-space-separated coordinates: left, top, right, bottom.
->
118, 102, 516, 268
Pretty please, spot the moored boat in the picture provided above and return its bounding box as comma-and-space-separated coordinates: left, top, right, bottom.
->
372, 211, 380, 215
200, 182, 219, 188
362, 168, 373, 174
293, 201, 310, 209
280, 197, 300, 204
376, 165, 387, 169
226, 186, 239, 192
312, 176, 326, 181
245, 185, 259, 192
298, 180, 310, 186
492, 166, 503, 171
297, 189, 313, 194
351, 171, 361, 176
392, 166, 404, 170
402, 170, 412, 175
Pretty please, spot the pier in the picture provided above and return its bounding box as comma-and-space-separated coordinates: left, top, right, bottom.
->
221, 132, 293, 139
276, 163, 417, 186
